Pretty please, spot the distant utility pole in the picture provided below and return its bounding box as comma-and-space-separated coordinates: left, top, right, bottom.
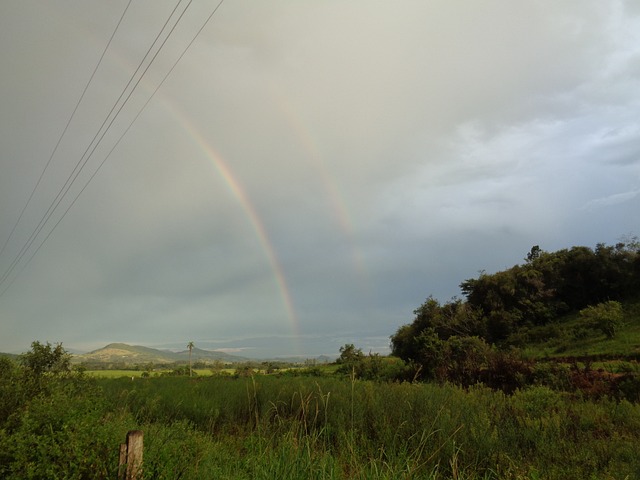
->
187, 341, 194, 377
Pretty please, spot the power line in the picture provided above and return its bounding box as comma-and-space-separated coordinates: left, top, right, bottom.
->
0, 0, 191, 291
0, 0, 133, 262
0, 0, 226, 296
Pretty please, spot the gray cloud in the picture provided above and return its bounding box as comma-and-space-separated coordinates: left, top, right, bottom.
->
1, 1, 639, 356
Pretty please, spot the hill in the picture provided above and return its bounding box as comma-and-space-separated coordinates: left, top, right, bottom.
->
73, 343, 249, 365
390, 240, 640, 383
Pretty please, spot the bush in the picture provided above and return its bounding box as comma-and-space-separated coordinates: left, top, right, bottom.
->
0, 375, 130, 479
579, 301, 624, 339
613, 374, 640, 403
482, 349, 533, 393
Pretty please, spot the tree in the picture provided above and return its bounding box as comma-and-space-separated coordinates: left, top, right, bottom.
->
336, 343, 364, 375
20, 341, 70, 377
390, 324, 419, 362
337, 343, 363, 365
413, 327, 445, 380
187, 341, 195, 377
390, 296, 444, 362
526, 245, 541, 262
390, 296, 486, 361
579, 301, 624, 339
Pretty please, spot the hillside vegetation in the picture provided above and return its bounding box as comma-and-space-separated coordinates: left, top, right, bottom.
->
2, 347, 640, 479
389, 240, 640, 393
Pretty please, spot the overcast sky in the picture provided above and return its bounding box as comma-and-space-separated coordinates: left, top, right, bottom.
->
1, 1, 639, 358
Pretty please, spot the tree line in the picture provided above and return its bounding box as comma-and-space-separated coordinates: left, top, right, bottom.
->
385, 239, 640, 392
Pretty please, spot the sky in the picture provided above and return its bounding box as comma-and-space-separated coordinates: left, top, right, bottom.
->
0, 1, 639, 358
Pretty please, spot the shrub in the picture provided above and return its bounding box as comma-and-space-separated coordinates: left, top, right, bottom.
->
613, 374, 640, 403
579, 301, 624, 339
482, 349, 533, 393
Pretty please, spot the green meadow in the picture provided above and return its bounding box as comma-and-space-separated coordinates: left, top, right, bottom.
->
2, 366, 640, 480
85, 368, 219, 378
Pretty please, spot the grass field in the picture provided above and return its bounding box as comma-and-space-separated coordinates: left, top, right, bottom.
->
98, 375, 640, 479
85, 368, 221, 378
85, 369, 147, 378
3, 364, 640, 479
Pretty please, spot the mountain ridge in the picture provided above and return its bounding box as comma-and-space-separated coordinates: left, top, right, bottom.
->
74, 342, 250, 364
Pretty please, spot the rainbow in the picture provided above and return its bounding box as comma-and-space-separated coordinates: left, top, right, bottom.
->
79, 35, 304, 347
268, 86, 368, 278
80, 19, 369, 347
168, 106, 301, 342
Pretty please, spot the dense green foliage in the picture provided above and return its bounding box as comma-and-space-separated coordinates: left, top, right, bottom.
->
462, 242, 639, 343
21, 340, 71, 378
335, 344, 413, 381
579, 300, 625, 339
2, 360, 640, 479
390, 241, 640, 387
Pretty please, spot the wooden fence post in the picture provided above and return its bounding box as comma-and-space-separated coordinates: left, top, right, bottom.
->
118, 430, 143, 480
118, 443, 127, 479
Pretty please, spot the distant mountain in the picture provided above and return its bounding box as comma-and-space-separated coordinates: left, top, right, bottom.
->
316, 355, 334, 363
73, 343, 249, 365
180, 346, 250, 363
0, 352, 19, 361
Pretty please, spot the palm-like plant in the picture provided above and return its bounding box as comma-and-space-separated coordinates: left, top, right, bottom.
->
187, 341, 195, 377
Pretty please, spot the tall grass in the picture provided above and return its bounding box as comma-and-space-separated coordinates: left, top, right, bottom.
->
2, 367, 640, 479
96, 375, 640, 479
